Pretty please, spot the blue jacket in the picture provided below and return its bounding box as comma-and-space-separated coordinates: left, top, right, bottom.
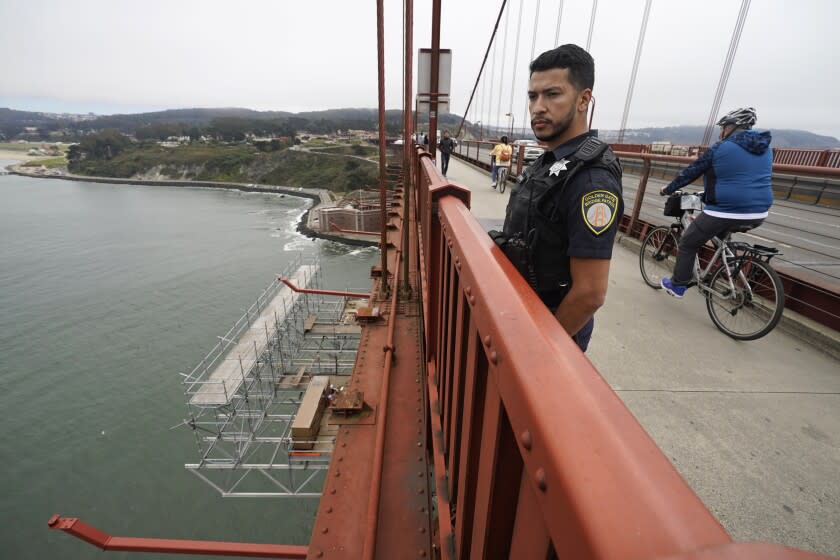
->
663, 130, 773, 218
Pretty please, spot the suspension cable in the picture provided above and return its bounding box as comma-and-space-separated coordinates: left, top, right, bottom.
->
506, 0, 524, 138
617, 0, 652, 143
489, 33, 497, 136
455, 0, 508, 137
522, 0, 541, 137
585, 0, 598, 51
702, 0, 751, 145
495, 3, 510, 133
554, 0, 564, 46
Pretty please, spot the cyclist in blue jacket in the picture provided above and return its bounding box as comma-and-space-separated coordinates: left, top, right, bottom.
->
659, 107, 773, 298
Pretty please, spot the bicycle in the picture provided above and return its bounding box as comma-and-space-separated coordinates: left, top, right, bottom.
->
639, 191, 785, 340
497, 166, 510, 193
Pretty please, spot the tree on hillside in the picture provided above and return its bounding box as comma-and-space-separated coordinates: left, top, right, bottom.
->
68, 129, 132, 171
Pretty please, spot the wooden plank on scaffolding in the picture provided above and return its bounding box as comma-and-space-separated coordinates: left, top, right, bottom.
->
291, 376, 330, 450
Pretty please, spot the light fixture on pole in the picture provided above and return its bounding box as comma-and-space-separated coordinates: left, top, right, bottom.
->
475, 121, 482, 141
505, 112, 515, 139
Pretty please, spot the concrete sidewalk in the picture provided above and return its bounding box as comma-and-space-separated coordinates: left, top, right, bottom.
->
445, 155, 840, 557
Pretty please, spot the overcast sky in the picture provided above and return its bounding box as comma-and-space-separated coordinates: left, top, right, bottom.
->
1, 0, 838, 138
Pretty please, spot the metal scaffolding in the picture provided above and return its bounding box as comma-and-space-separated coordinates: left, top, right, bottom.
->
180, 254, 364, 497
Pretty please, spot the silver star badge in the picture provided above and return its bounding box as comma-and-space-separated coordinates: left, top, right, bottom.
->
548, 158, 570, 176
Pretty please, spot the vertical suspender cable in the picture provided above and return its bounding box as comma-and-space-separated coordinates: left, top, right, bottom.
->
455, 0, 508, 137
523, 0, 542, 136
376, 0, 388, 294
402, 0, 413, 296
428, 0, 441, 160
507, 0, 525, 138
495, 5, 510, 132
617, 0, 652, 143
488, 35, 498, 135
554, 0, 564, 45
702, 0, 751, 145
585, 0, 598, 51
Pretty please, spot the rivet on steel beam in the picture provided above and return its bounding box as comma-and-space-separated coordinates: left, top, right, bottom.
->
469, 295, 476, 305
490, 351, 498, 364
341, 443, 347, 448
315, 550, 323, 558
419, 527, 426, 534
335, 471, 341, 478
417, 487, 425, 494
465, 286, 472, 295
419, 550, 427, 557
417, 457, 423, 461
338, 457, 344, 462
418, 471, 424, 477
447, 239, 453, 248
321, 527, 329, 534
483, 335, 492, 347
417, 441, 422, 447
345, 430, 351, 435
417, 407, 421, 412
330, 488, 336, 495
521, 430, 532, 451
326, 507, 333, 513
536, 468, 547, 492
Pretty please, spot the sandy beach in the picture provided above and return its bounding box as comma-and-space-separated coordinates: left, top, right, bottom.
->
0, 149, 41, 163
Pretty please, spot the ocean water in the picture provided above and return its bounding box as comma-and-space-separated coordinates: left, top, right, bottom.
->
0, 164, 379, 558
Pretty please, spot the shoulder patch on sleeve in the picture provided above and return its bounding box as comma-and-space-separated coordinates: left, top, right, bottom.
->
581, 190, 619, 235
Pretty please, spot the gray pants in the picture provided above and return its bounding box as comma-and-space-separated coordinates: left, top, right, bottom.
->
672, 212, 764, 284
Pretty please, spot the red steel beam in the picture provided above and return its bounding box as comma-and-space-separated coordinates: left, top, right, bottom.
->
47, 516, 308, 558
362, 191, 405, 560
278, 278, 370, 299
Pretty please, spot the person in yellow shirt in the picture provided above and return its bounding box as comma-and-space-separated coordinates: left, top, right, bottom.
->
489, 135, 513, 188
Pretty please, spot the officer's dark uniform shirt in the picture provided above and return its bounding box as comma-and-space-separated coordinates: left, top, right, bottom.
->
502, 130, 623, 309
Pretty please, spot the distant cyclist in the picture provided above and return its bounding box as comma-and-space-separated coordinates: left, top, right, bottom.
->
659, 107, 773, 298
489, 135, 512, 188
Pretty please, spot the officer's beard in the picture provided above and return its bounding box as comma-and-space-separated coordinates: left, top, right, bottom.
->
531, 106, 576, 145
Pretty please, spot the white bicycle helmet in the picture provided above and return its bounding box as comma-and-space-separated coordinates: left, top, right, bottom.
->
716, 107, 757, 128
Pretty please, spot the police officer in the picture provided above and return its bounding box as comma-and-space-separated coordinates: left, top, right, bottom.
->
500, 44, 622, 352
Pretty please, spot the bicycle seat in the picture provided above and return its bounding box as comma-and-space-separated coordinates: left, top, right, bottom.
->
727, 224, 757, 233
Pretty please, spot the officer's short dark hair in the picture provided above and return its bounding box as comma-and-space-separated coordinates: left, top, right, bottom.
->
529, 44, 594, 92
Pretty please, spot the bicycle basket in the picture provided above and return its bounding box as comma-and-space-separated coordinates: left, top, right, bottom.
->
664, 194, 682, 216
680, 193, 703, 211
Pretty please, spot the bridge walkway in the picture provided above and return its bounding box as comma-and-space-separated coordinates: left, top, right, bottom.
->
442, 155, 840, 556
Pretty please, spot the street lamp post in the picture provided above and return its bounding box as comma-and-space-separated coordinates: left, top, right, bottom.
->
505, 112, 515, 139
475, 121, 483, 141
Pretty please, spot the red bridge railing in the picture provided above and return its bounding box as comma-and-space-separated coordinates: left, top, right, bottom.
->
412, 145, 829, 560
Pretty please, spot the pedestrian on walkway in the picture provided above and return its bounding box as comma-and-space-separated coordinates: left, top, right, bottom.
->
439, 130, 456, 177
489, 136, 512, 188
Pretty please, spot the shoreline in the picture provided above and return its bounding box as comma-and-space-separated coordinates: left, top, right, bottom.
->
6, 166, 379, 248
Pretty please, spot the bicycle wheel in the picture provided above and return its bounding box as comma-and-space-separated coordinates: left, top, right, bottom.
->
639, 226, 680, 288
498, 167, 508, 193
705, 258, 785, 340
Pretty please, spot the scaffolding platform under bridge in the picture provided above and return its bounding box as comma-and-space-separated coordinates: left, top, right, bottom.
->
180, 255, 366, 497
